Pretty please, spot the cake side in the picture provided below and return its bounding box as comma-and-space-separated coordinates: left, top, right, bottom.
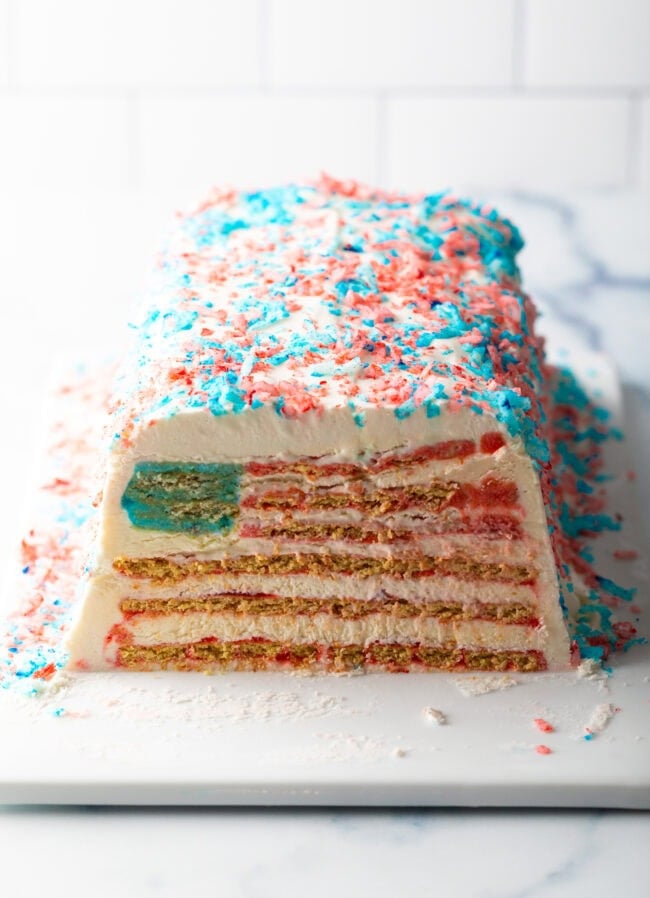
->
67, 404, 569, 672
66, 176, 574, 673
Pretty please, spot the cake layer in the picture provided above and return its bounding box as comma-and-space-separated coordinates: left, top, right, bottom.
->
98, 421, 552, 562
102, 523, 537, 568
118, 455, 528, 549
116, 640, 547, 673
116, 610, 543, 653
238, 517, 523, 542
104, 570, 539, 606
112, 553, 536, 584
243, 449, 513, 490
241, 481, 460, 516
120, 594, 538, 624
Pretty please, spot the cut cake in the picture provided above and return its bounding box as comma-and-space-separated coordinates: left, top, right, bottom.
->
67, 175, 577, 673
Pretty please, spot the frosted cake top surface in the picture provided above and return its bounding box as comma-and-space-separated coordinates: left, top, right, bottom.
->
111, 175, 549, 462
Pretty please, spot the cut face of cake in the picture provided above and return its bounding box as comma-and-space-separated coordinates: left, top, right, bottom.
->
67, 175, 576, 673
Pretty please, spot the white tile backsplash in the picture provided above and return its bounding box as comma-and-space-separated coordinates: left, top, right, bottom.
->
0, 0, 9, 86
13, 0, 260, 88
0, 95, 129, 186
525, 0, 650, 88
386, 96, 630, 191
640, 98, 650, 188
269, 0, 515, 88
140, 94, 378, 197
0, 0, 647, 191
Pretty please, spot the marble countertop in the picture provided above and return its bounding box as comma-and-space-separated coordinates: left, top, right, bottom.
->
2, 806, 648, 897
0, 188, 648, 896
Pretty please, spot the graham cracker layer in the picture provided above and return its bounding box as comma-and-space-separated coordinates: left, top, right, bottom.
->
241, 516, 523, 543
243, 481, 459, 515
117, 640, 546, 673
120, 594, 538, 626
113, 553, 535, 584
244, 522, 421, 543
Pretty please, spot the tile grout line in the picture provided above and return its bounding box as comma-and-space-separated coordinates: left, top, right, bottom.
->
0, 84, 646, 102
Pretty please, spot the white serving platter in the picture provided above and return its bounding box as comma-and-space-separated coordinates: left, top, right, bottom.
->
0, 659, 649, 807
0, 346, 647, 807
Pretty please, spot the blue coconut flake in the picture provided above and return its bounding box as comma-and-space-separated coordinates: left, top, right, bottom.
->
595, 577, 637, 603
394, 399, 415, 419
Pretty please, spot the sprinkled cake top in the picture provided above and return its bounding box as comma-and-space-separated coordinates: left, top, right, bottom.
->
111, 175, 548, 461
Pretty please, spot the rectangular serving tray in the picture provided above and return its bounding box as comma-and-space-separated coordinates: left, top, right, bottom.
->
0, 347, 647, 807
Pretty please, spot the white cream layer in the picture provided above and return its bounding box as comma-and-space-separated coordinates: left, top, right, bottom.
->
98, 571, 538, 604
119, 613, 544, 656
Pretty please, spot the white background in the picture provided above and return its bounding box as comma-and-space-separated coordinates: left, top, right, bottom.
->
0, 0, 648, 200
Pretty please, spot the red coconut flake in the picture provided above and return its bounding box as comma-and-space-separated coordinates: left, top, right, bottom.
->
533, 717, 554, 733
613, 549, 639, 561
479, 431, 506, 454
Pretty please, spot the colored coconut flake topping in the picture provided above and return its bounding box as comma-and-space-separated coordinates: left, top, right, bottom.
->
110, 174, 547, 457
1, 176, 642, 685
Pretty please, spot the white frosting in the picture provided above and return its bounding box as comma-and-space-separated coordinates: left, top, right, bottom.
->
123, 614, 546, 656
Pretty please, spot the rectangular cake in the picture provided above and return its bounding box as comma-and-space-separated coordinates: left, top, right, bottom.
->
67, 175, 576, 673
